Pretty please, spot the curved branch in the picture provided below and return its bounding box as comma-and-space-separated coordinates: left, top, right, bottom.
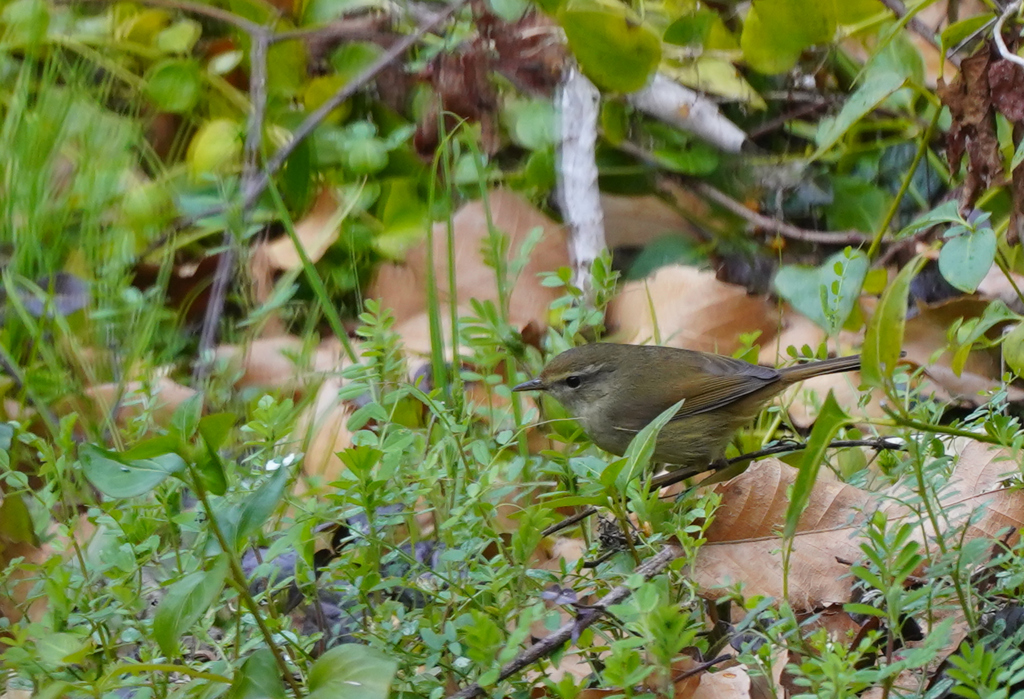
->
448, 544, 684, 699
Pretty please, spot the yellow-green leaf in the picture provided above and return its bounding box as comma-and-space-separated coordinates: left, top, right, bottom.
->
559, 0, 661, 93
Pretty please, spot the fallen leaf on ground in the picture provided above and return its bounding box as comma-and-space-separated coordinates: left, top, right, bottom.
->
215, 336, 341, 390
600, 194, 702, 250
263, 188, 345, 270
296, 376, 353, 492
58, 378, 198, 428
690, 665, 751, 698
903, 297, 1024, 404
369, 189, 569, 344
607, 265, 780, 354
693, 441, 1024, 609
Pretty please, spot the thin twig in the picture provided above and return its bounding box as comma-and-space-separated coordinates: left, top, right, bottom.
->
270, 16, 390, 44
649, 436, 905, 490
672, 653, 733, 683
748, 101, 830, 140
193, 29, 271, 383
138, 2, 463, 259
447, 544, 684, 699
540, 437, 906, 538
877, 0, 961, 68
994, 1, 1024, 69
241, 1, 465, 210
690, 181, 878, 246
613, 141, 876, 245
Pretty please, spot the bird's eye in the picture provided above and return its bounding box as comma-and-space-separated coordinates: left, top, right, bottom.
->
565, 375, 582, 389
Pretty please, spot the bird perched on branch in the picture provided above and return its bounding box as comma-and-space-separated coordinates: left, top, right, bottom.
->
513, 343, 861, 471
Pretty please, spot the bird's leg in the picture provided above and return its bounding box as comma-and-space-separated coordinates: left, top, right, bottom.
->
709, 457, 729, 472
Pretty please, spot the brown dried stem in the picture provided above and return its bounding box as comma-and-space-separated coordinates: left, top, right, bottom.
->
447, 544, 684, 699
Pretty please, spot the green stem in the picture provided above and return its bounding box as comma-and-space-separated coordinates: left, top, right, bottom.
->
868, 107, 942, 260
869, 417, 1005, 445
186, 463, 305, 697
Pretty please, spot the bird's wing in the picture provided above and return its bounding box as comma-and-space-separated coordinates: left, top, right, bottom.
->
607, 352, 781, 434
666, 354, 780, 419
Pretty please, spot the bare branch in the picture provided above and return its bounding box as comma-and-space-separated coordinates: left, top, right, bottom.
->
690, 181, 879, 246
540, 437, 906, 537
557, 67, 605, 293
192, 30, 271, 383
447, 544, 684, 699
242, 0, 467, 210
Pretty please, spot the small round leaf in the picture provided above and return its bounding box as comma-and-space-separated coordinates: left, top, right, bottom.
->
145, 59, 202, 113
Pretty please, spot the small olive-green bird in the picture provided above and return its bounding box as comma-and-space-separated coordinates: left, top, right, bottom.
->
512, 343, 861, 471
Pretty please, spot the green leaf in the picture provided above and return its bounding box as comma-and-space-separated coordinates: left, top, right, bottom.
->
773, 249, 868, 335
35, 632, 91, 669
171, 393, 204, 441
227, 649, 286, 699
784, 391, 848, 538
652, 142, 718, 175
503, 98, 557, 151
618, 399, 686, 488
80, 445, 186, 499
196, 452, 228, 496
862, 256, 925, 387
940, 13, 995, 55
145, 59, 202, 113
153, 555, 229, 658
559, 1, 661, 93
329, 41, 384, 81
235, 466, 290, 548
897, 199, 963, 238
938, 224, 997, 293
741, 0, 831, 75
267, 39, 307, 99
156, 19, 201, 53
1003, 323, 1024, 377
664, 9, 716, 46
199, 412, 236, 451
826, 176, 889, 233
626, 234, 705, 280
120, 436, 183, 461
814, 72, 905, 155
2, 0, 49, 49
306, 644, 398, 699
188, 119, 242, 179
0, 493, 37, 545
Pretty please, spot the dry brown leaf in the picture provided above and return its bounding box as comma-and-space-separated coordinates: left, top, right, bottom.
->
693, 442, 1024, 609
248, 243, 286, 337
58, 378, 198, 427
600, 194, 702, 250
0, 538, 51, 623
296, 376, 353, 490
903, 297, 1024, 404
369, 190, 569, 339
215, 336, 307, 390
264, 188, 344, 270
696, 458, 873, 608
607, 265, 780, 354
372, 190, 573, 343
690, 665, 751, 698
978, 264, 1024, 312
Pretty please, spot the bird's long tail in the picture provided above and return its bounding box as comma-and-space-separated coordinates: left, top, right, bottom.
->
778, 354, 862, 383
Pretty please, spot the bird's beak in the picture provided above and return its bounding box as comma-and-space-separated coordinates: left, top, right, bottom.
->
512, 378, 544, 392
